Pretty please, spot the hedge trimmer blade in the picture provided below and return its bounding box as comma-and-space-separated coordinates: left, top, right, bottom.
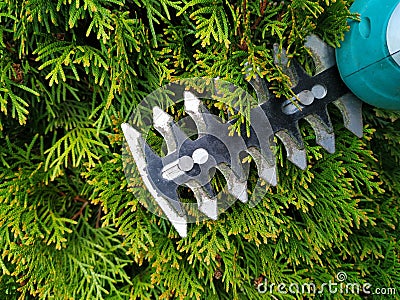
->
122, 35, 363, 237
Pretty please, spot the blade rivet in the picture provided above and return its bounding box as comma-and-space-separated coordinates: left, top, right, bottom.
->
312, 84, 327, 99
192, 148, 209, 165
178, 156, 194, 171
298, 90, 315, 105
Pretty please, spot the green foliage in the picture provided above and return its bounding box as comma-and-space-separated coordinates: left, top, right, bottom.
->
0, 0, 399, 299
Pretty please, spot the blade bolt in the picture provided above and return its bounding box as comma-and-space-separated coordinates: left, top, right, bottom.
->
178, 156, 194, 171
298, 90, 315, 105
311, 84, 327, 99
192, 148, 209, 165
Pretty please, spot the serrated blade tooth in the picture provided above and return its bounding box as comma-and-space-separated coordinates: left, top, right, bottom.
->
315, 107, 333, 128
217, 164, 248, 203
333, 93, 363, 138
245, 71, 269, 104
304, 34, 336, 74
305, 113, 336, 153
273, 44, 298, 87
282, 123, 305, 149
121, 123, 187, 237
276, 131, 307, 170
185, 181, 218, 220
184, 91, 207, 135
305, 107, 335, 154
152, 106, 177, 153
249, 74, 270, 104
247, 147, 278, 186
153, 106, 191, 153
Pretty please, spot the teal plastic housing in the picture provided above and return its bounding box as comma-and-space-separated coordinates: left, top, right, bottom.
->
336, 0, 400, 110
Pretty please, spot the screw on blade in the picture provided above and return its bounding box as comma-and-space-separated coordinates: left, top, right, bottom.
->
121, 123, 188, 237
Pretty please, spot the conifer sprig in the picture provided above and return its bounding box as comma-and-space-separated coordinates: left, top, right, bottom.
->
0, 0, 398, 298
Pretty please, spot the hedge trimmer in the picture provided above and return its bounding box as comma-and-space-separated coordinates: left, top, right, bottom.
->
122, 0, 400, 237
